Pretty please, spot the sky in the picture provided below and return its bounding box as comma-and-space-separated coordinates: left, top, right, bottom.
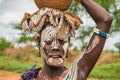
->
0, 0, 119, 51
0, 0, 37, 41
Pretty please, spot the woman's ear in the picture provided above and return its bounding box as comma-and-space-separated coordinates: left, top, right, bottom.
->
65, 12, 83, 30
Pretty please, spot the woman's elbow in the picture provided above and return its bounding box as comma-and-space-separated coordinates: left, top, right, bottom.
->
104, 15, 113, 25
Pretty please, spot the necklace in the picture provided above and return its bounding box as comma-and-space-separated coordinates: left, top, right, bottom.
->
38, 68, 69, 80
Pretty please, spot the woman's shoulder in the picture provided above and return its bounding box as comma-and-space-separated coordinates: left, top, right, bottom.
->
20, 64, 42, 80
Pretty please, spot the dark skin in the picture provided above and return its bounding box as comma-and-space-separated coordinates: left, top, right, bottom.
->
39, 0, 113, 80
42, 38, 69, 79
77, 0, 113, 79
42, 60, 67, 79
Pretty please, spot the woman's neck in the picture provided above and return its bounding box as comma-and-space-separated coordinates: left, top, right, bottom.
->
42, 61, 66, 79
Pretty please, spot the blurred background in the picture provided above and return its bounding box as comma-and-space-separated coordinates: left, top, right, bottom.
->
0, 0, 120, 80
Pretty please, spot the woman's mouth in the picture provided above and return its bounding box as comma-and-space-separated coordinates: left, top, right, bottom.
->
47, 55, 64, 66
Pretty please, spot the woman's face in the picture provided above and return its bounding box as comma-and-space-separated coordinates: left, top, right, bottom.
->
40, 26, 69, 67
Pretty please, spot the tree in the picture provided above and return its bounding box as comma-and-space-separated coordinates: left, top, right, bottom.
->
68, 1, 93, 50
68, 0, 120, 50
69, 0, 120, 32
75, 26, 93, 51
12, 23, 34, 43
115, 42, 120, 53
12, 0, 120, 51
94, 0, 120, 32
0, 37, 12, 52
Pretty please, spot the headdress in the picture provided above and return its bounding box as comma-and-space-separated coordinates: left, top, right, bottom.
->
21, 0, 83, 57
21, 0, 83, 42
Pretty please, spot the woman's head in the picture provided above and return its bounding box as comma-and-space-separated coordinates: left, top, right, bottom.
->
39, 22, 70, 67
21, 7, 82, 67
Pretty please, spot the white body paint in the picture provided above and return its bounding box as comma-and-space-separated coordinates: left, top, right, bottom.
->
41, 25, 69, 58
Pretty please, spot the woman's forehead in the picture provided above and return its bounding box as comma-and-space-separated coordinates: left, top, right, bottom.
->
41, 26, 69, 41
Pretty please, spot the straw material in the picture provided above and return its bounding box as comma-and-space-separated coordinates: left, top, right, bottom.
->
65, 12, 83, 30
21, 13, 31, 24
34, 0, 72, 11
21, 8, 83, 38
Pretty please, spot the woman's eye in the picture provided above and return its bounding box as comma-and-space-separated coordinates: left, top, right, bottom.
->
58, 39, 67, 44
45, 41, 52, 45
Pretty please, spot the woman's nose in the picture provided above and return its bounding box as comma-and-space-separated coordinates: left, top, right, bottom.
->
51, 40, 60, 51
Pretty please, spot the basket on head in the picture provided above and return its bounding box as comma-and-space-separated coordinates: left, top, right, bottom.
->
34, 0, 72, 11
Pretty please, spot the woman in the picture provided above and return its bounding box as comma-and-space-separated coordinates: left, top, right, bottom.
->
20, 0, 113, 80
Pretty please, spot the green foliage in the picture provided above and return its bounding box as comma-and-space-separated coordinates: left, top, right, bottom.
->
0, 56, 42, 73
0, 37, 12, 52
70, 26, 93, 50
18, 36, 34, 43
94, 0, 120, 32
11, 23, 22, 30
115, 42, 120, 52
89, 63, 120, 80
76, 26, 93, 50
1, 55, 120, 79
68, 0, 120, 32
67, 0, 120, 50
3, 46, 40, 62
67, 1, 83, 15
76, 26, 93, 40
11, 23, 35, 43
94, 0, 115, 11
12, 0, 120, 50
81, 42, 88, 51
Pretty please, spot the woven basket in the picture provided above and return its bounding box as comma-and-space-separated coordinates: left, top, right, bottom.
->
34, 0, 72, 11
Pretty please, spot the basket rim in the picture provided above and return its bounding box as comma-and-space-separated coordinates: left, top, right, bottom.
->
34, 0, 72, 11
